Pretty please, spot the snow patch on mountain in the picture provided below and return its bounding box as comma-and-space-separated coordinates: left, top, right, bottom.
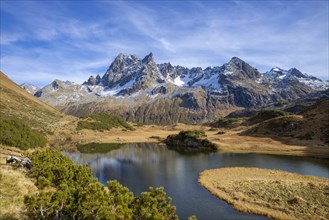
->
191, 73, 222, 92
297, 77, 328, 90
102, 78, 136, 96
167, 75, 191, 87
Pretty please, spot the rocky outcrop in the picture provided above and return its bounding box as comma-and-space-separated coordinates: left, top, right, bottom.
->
83, 75, 101, 86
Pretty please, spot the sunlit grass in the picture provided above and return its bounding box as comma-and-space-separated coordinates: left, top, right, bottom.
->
199, 167, 329, 220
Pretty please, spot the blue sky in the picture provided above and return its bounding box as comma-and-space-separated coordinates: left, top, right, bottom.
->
1, 0, 328, 87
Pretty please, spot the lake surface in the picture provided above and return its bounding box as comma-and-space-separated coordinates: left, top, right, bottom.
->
64, 143, 329, 220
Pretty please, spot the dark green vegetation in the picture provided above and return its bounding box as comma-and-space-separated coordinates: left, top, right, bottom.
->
77, 113, 135, 131
25, 149, 179, 220
0, 118, 47, 150
243, 109, 289, 126
77, 142, 123, 153
178, 130, 206, 139
283, 103, 307, 114
164, 130, 217, 152
208, 118, 240, 129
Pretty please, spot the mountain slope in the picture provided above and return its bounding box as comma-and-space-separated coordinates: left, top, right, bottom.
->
241, 99, 329, 145
0, 71, 62, 132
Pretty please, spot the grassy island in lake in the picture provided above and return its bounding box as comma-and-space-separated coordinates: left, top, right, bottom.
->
199, 167, 329, 220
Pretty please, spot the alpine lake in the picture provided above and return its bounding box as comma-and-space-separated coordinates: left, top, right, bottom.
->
64, 143, 329, 220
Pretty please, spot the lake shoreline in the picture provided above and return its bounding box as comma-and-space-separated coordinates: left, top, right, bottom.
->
199, 167, 329, 220
50, 122, 329, 158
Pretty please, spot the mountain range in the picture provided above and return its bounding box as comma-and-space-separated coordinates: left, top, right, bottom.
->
21, 53, 328, 124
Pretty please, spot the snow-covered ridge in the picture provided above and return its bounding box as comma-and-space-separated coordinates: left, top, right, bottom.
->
262, 67, 328, 90
20, 53, 328, 105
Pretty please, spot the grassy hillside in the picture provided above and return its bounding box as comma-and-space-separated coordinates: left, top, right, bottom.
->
0, 71, 62, 133
77, 113, 135, 131
243, 109, 289, 126
0, 117, 47, 150
241, 100, 329, 145
208, 118, 241, 129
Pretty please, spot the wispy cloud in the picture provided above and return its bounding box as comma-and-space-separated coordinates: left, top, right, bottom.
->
1, 0, 328, 87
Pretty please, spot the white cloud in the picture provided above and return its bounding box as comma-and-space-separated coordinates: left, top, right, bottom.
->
1, 0, 328, 85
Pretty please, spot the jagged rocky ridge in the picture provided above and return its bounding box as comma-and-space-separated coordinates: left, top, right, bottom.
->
23, 53, 329, 125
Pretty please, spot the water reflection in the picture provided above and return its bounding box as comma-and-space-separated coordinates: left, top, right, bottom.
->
64, 143, 329, 220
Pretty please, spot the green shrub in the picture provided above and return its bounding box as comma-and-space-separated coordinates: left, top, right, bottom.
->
132, 187, 178, 220
77, 113, 135, 131
178, 130, 206, 139
24, 149, 179, 219
0, 117, 47, 149
164, 130, 217, 152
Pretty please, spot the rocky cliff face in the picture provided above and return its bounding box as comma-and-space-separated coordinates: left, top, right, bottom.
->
22, 53, 329, 125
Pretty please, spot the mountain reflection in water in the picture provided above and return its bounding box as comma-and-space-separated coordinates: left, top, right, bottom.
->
64, 143, 329, 220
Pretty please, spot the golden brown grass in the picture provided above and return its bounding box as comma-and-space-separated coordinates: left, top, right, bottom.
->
207, 129, 329, 158
0, 146, 38, 220
49, 122, 207, 150
199, 167, 329, 220
48, 116, 329, 158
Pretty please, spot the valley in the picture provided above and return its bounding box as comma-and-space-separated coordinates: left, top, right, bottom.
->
49, 120, 329, 158
2, 1, 329, 219
1, 61, 328, 219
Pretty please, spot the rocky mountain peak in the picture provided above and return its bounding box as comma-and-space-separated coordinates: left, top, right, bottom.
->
51, 80, 61, 89
157, 62, 174, 78
223, 57, 260, 80
96, 74, 101, 82
265, 67, 286, 78
271, 67, 284, 72
265, 67, 318, 81
142, 52, 156, 65
288, 68, 306, 78
228, 56, 244, 66
83, 74, 102, 86
101, 53, 142, 88
20, 83, 40, 95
